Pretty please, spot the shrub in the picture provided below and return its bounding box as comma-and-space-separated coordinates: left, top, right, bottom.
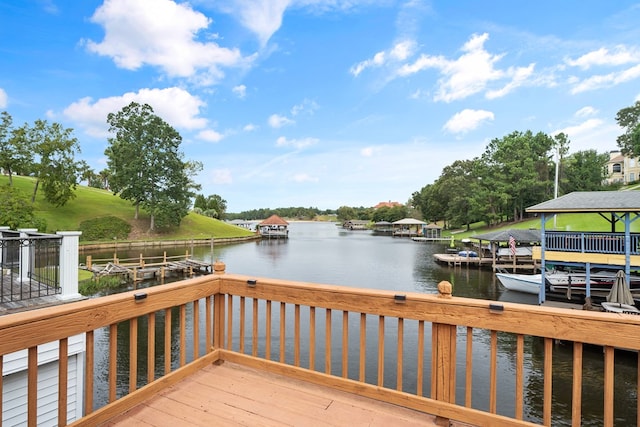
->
79, 216, 131, 241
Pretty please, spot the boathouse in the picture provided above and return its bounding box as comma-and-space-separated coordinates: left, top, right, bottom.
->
526, 191, 640, 304
342, 219, 369, 230
391, 218, 426, 237
471, 228, 540, 273
257, 214, 289, 238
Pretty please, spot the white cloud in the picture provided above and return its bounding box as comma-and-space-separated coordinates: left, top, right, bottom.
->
291, 173, 318, 183
243, 123, 257, 131
275, 136, 318, 149
268, 113, 295, 128
350, 40, 416, 76
198, 129, 224, 142
84, 0, 247, 84
291, 99, 319, 116
485, 63, 535, 99
360, 147, 375, 157
443, 109, 494, 134
228, 0, 291, 46
565, 46, 640, 70
398, 33, 507, 102
63, 87, 207, 137
570, 64, 640, 94
574, 106, 598, 118
232, 85, 247, 98
0, 88, 7, 108
211, 168, 232, 184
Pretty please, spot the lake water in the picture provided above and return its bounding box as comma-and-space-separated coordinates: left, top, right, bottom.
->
87, 221, 637, 426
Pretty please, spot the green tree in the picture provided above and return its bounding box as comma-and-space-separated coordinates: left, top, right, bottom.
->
28, 119, 83, 206
616, 101, 640, 156
336, 206, 357, 221
105, 102, 202, 230
194, 194, 228, 219
562, 150, 609, 192
0, 185, 46, 230
0, 112, 33, 186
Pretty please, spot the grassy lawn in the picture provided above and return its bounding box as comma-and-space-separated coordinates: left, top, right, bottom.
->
3, 175, 255, 241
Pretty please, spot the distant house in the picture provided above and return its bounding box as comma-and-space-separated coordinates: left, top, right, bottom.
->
258, 215, 289, 238
373, 201, 403, 209
605, 150, 640, 185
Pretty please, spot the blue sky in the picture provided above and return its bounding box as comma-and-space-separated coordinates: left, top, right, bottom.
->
1, 1, 640, 213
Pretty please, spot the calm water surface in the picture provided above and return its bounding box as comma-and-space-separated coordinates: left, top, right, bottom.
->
87, 222, 637, 426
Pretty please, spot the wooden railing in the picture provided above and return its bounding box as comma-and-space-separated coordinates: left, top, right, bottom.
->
1, 263, 639, 426
545, 231, 640, 255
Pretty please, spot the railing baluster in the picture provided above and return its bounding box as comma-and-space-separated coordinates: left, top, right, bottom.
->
213, 294, 223, 349
265, 300, 272, 360
378, 315, 384, 387
84, 330, 94, 415
206, 295, 213, 351
164, 308, 171, 375
279, 302, 286, 363
179, 304, 186, 366
148, 313, 156, 384
0, 355, 3, 418
604, 345, 615, 427
572, 342, 583, 427
325, 308, 332, 375
396, 318, 403, 391
342, 311, 348, 378
239, 296, 246, 354
252, 298, 259, 357
309, 306, 316, 370
490, 330, 497, 413
129, 317, 138, 392
58, 337, 68, 426
543, 337, 553, 426
28, 346, 37, 427
417, 320, 424, 396
465, 327, 473, 407
226, 296, 233, 350
359, 313, 366, 382
294, 304, 300, 367
193, 300, 200, 359
109, 324, 117, 403
516, 334, 524, 419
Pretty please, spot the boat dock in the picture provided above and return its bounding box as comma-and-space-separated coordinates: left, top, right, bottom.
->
83, 251, 212, 282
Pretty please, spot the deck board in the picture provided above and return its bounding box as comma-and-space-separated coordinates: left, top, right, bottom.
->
102, 361, 447, 426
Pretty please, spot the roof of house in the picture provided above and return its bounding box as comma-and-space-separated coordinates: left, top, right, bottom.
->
471, 229, 540, 243
373, 201, 403, 209
526, 191, 640, 213
392, 218, 426, 225
258, 214, 289, 226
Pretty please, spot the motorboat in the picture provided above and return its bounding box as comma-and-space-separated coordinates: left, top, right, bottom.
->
495, 272, 542, 295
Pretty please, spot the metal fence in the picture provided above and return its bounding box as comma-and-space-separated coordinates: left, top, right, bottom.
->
0, 232, 62, 302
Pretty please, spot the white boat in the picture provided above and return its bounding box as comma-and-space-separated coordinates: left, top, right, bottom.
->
495, 273, 542, 295
601, 302, 640, 314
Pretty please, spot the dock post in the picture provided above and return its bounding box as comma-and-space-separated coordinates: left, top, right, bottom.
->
86, 255, 92, 270
161, 266, 165, 280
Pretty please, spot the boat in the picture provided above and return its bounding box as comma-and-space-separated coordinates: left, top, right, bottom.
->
601, 302, 640, 314
495, 272, 542, 294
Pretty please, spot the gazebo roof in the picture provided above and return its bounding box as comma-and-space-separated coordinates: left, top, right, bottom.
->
259, 214, 289, 226
392, 218, 427, 225
526, 191, 640, 213
471, 229, 540, 243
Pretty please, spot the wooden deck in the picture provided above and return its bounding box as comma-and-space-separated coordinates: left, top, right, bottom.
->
102, 361, 470, 427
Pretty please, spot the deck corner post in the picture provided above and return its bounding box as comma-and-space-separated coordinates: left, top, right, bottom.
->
213, 260, 226, 275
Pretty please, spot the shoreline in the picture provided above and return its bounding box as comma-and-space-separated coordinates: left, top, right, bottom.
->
79, 234, 261, 251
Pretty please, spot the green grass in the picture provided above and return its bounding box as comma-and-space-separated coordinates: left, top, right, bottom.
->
2, 175, 255, 241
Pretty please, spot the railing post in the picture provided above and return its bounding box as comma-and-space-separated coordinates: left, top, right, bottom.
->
432, 281, 456, 426
18, 228, 38, 283
0, 226, 10, 268
57, 231, 83, 300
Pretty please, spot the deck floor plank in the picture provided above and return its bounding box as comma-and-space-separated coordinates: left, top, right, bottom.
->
103, 361, 443, 426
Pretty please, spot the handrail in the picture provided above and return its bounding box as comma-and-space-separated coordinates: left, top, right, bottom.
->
0, 263, 639, 426
545, 231, 640, 255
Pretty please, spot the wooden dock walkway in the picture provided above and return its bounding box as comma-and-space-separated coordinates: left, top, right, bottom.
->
84, 252, 213, 282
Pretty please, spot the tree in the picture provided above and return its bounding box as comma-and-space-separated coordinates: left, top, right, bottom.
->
105, 102, 202, 231
562, 150, 609, 192
336, 206, 357, 222
194, 193, 228, 219
616, 101, 640, 156
0, 112, 33, 186
28, 119, 83, 206
0, 185, 46, 230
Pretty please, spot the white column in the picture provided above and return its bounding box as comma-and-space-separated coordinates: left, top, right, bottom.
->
0, 226, 10, 267
57, 231, 83, 301
18, 228, 38, 283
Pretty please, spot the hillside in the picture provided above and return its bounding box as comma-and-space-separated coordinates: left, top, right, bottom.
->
1, 176, 256, 241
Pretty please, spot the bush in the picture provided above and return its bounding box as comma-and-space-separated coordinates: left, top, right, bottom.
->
79, 216, 131, 241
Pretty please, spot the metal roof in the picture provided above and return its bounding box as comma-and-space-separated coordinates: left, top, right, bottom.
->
470, 229, 540, 243
526, 191, 640, 213
392, 218, 427, 225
